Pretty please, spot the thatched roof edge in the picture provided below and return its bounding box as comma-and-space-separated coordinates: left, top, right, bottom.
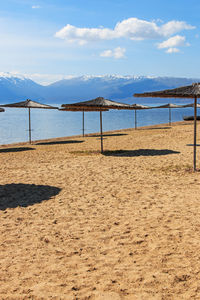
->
0, 99, 58, 109
61, 97, 132, 110
59, 107, 109, 112
134, 83, 200, 99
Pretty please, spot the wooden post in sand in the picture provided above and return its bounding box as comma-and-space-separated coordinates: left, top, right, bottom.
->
169, 107, 171, 126
82, 111, 85, 137
135, 110, 137, 129
194, 96, 197, 171
28, 107, 32, 144
100, 111, 103, 153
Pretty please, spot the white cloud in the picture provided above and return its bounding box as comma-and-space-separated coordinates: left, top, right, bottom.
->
100, 49, 113, 57
159, 21, 194, 36
157, 35, 189, 53
114, 18, 160, 40
158, 35, 186, 48
100, 47, 126, 59
166, 47, 180, 53
55, 24, 116, 44
32, 5, 41, 9
55, 17, 194, 45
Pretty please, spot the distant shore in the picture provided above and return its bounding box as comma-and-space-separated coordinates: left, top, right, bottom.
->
0, 120, 190, 148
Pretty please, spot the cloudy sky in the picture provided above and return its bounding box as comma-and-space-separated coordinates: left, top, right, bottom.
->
1, 0, 200, 84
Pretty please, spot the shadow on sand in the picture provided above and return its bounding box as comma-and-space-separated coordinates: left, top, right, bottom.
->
88, 133, 127, 138
138, 127, 171, 131
36, 140, 84, 146
0, 147, 35, 153
103, 149, 180, 157
186, 144, 200, 147
0, 183, 61, 210
180, 122, 194, 126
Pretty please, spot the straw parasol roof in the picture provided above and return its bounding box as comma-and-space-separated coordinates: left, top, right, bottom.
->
134, 82, 200, 171
131, 104, 151, 109
60, 106, 109, 137
134, 83, 200, 99
151, 103, 185, 109
0, 99, 58, 144
130, 104, 151, 129
61, 96, 132, 110
150, 103, 188, 126
59, 107, 109, 112
61, 97, 132, 152
182, 103, 200, 108
0, 99, 58, 109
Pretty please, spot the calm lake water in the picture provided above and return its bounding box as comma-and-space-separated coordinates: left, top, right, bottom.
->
0, 101, 198, 145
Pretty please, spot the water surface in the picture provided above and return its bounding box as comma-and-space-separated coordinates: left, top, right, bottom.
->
0, 102, 198, 145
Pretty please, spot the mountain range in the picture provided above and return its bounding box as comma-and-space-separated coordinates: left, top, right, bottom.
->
0, 73, 198, 104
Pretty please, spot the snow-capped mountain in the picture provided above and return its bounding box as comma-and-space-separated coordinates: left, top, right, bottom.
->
0, 73, 44, 103
0, 73, 199, 104
43, 75, 199, 103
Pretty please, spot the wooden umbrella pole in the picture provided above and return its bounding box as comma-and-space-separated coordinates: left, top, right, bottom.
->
28, 107, 32, 144
82, 111, 85, 137
194, 96, 197, 171
135, 110, 137, 129
100, 111, 103, 153
169, 107, 171, 126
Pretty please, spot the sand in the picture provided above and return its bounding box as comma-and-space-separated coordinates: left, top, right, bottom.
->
0, 121, 200, 300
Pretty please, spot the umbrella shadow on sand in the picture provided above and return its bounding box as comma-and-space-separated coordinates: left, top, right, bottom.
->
88, 133, 128, 138
0, 183, 61, 210
0, 147, 35, 153
103, 149, 180, 157
139, 127, 171, 131
36, 140, 84, 146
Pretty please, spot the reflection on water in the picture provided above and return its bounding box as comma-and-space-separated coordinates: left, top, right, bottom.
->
0, 103, 198, 145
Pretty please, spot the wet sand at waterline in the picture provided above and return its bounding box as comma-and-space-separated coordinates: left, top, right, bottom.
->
0, 121, 200, 299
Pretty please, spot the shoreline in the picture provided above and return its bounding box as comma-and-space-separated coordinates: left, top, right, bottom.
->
0, 120, 191, 148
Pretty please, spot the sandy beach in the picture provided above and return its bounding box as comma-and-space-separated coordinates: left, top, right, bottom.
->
0, 121, 200, 300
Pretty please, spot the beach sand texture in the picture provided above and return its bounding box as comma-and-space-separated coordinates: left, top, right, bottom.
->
0, 121, 200, 299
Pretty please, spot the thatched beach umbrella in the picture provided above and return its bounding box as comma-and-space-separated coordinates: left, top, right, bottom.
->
61, 97, 132, 153
151, 103, 186, 126
59, 106, 109, 137
0, 99, 58, 144
182, 103, 200, 108
134, 83, 200, 171
131, 104, 151, 129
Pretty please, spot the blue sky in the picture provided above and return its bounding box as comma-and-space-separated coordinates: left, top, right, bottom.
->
0, 0, 200, 84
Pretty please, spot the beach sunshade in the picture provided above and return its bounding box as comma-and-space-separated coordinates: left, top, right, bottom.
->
59, 107, 109, 112
0, 99, 58, 144
62, 97, 132, 152
131, 104, 151, 129
134, 82, 200, 171
182, 103, 200, 108
152, 103, 185, 109
150, 103, 187, 126
61, 96, 132, 110
60, 106, 109, 137
0, 99, 58, 109
131, 104, 151, 109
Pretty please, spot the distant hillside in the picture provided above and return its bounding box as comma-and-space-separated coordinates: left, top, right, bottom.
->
0, 74, 198, 104
0, 74, 45, 103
